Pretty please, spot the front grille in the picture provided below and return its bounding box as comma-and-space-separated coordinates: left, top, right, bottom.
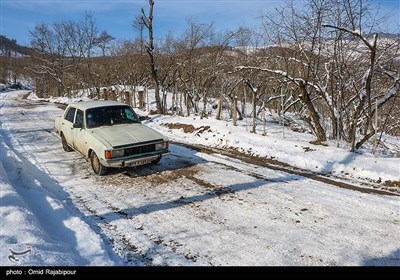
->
124, 144, 156, 156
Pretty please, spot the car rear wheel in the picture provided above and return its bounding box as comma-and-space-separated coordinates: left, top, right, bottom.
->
61, 134, 73, 152
90, 151, 108, 175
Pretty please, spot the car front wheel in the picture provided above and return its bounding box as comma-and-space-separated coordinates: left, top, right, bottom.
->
90, 151, 108, 175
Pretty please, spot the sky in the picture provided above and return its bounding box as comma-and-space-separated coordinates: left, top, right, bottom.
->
0, 0, 399, 46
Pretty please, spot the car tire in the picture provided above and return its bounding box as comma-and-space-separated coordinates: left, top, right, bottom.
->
61, 134, 73, 152
90, 151, 108, 175
151, 155, 162, 164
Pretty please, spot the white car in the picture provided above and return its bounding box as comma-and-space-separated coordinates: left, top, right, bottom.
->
54, 100, 169, 175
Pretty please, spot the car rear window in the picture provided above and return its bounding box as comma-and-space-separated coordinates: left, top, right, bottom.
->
65, 107, 76, 123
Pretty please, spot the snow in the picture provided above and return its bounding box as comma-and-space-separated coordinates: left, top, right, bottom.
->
142, 114, 399, 184
1, 90, 399, 266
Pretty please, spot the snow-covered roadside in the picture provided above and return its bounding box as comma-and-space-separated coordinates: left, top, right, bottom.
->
145, 115, 400, 185
0, 91, 116, 266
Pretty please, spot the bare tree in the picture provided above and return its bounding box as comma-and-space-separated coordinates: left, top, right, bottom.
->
322, 0, 399, 151
132, 14, 145, 55
141, 0, 163, 114
249, 0, 331, 143
28, 13, 114, 98
29, 23, 71, 96
175, 18, 216, 116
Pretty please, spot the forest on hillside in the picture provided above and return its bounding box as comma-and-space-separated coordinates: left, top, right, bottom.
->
0, 35, 31, 57
0, 35, 33, 88
1, 0, 399, 151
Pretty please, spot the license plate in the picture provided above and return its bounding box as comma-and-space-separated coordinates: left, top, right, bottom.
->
129, 159, 151, 166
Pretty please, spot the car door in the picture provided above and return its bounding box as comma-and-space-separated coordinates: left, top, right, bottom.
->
61, 106, 76, 146
72, 109, 89, 157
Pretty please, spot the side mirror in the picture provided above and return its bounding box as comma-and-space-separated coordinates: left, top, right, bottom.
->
73, 122, 83, 129
139, 115, 148, 121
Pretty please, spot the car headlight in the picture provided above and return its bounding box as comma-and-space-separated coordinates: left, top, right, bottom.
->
155, 141, 168, 151
111, 149, 124, 158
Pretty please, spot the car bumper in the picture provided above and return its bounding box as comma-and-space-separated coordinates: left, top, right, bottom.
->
101, 150, 169, 168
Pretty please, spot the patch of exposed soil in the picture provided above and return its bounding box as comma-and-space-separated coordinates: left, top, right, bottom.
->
382, 180, 400, 193
130, 164, 220, 191
383, 180, 400, 188
145, 166, 199, 185
165, 123, 197, 133
163, 123, 211, 134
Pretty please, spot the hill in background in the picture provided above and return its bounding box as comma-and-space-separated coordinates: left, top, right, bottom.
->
0, 35, 31, 57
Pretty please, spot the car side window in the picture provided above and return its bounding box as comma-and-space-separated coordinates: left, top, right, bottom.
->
65, 107, 76, 123
75, 109, 84, 127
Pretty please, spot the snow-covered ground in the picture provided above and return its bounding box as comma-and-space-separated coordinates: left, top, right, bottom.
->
146, 114, 399, 185
35, 89, 400, 189
1, 90, 399, 266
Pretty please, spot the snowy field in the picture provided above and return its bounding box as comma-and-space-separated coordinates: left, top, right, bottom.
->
1, 90, 399, 266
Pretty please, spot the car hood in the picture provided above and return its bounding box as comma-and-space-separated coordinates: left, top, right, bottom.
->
91, 123, 166, 147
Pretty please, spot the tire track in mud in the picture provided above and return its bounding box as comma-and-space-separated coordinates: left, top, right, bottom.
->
89, 146, 311, 247
69, 179, 170, 266
73, 155, 260, 265
70, 169, 213, 265
101, 161, 266, 265
70, 192, 153, 265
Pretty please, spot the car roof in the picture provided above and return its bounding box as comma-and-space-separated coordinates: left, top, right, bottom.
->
68, 100, 129, 111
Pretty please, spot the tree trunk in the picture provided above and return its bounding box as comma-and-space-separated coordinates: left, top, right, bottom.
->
162, 91, 167, 113
232, 96, 237, 126
124, 91, 130, 105
299, 83, 326, 143
142, 0, 162, 114
171, 90, 176, 114
201, 93, 208, 119
132, 85, 136, 107
103, 89, 108, 100
241, 96, 246, 120
216, 94, 223, 120
252, 91, 256, 133
349, 35, 378, 151
138, 90, 144, 109
355, 130, 375, 150
185, 92, 190, 117
179, 92, 183, 116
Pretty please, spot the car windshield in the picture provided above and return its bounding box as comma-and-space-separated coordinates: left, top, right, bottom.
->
86, 105, 140, 128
